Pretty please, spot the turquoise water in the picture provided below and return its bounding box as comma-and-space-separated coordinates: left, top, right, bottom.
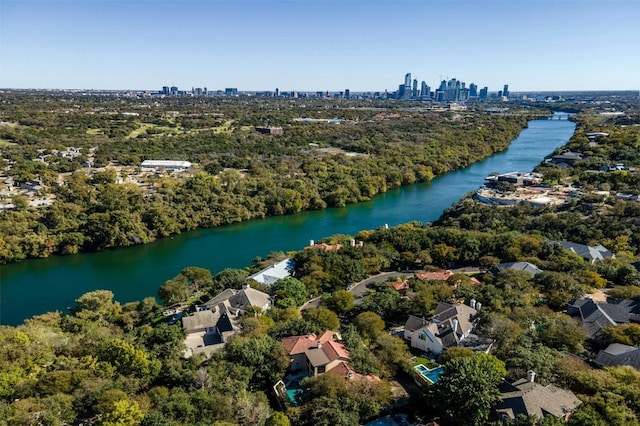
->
415, 364, 445, 383
0, 115, 576, 325
364, 414, 410, 426
285, 389, 301, 406
285, 379, 302, 406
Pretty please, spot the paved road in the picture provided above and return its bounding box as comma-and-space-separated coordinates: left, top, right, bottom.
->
300, 270, 415, 310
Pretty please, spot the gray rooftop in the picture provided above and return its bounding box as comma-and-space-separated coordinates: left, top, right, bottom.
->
595, 343, 640, 369
497, 377, 581, 419
496, 261, 543, 276
551, 240, 614, 263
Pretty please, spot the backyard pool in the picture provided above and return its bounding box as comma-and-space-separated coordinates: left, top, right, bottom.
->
285, 380, 302, 406
415, 364, 444, 384
364, 413, 410, 426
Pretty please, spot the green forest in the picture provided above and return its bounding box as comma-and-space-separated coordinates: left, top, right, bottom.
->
2, 93, 640, 425
0, 94, 539, 263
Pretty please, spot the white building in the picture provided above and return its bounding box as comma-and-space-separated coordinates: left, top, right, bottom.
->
140, 160, 192, 170
247, 258, 295, 286
404, 302, 478, 355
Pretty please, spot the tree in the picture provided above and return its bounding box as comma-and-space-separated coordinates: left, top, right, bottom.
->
211, 268, 250, 292
71, 289, 122, 323
361, 288, 403, 319
271, 277, 308, 308
327, 289, 355, 314
265, 411, 291, 426
301, 307, 340, 331
140, 412, 174, 426
101, 399, 144, 426
100, 338, 161, 384
353, 311, 386, 341
372, 334, 412, 376
425, 353, 507, 426
11, 194, 29, 211
225, 334, 289, 388
602, 323, 640, 346
158, 279, 189, 306
180, 266, 213, 295
440, 347, 473, 364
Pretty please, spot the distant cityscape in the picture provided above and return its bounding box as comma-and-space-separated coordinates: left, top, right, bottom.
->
156, 73, 511, 102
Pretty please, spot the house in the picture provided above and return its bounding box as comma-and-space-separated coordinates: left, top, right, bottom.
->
247, 258, 295, 286
415, 270, 454, 282
549, 151, 584, 166
567, 297, 639, 342
494, 261, 543, 276
392, 280, 410, 291
305, 240, 343, 251
484, 171, 543, 187
182, 302, 239, 358
140, 160, 192, 170
595, 343, 640, 370
282, 331, 355, 378
550, 240, 615, 264
182, 284, 271, 357
255, 126, 283, 135
403, 302, 478, 356
495, 371, 581, 422
203, 284, 272, 312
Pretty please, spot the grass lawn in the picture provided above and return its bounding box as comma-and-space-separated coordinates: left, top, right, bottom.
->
412, 357, 439, 369
0, 138, 17, 147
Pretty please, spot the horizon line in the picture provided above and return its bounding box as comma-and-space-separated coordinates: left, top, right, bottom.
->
1, 87, 639, 94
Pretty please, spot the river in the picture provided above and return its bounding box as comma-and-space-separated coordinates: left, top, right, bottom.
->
0, 114, 576, 325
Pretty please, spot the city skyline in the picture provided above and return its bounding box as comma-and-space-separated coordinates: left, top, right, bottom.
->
1, 0, 639, 91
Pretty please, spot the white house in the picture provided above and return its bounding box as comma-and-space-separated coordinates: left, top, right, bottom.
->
247, 258, 295, 286
140, 160, 192, 170
404, 302, 478, 355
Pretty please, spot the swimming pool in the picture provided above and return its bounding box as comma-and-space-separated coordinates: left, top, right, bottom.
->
414, 364, 444, 384
364, 413, 410, 426
285, 380, 302, 406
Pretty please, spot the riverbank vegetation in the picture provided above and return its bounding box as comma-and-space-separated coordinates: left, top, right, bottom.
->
0, 93, 544, 263
2, 96, 640, 425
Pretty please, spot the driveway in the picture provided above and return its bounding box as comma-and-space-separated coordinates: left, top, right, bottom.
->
300, 271, 415, 310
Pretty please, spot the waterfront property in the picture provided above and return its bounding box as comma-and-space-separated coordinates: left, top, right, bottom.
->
182, 284, 271, 357
474, 185, 573, 207
247, 258, 295, 285
484, 171, 543, 186
549, 151, 584, 167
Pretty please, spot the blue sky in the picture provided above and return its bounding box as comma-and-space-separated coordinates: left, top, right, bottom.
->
1, 0, 639, 91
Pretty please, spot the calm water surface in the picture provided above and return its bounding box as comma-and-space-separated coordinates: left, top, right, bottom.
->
0, 115, 576, 325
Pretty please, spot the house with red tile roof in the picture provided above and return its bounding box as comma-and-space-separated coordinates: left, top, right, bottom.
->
415, 270, 454, 281
304, 242, 343, 251
282, 331, 358, 378
392, 280, 410, 291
